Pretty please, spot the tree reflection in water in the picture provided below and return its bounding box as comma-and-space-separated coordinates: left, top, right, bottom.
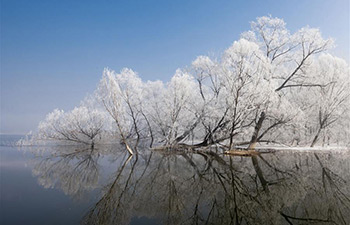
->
30, 146, 350, 225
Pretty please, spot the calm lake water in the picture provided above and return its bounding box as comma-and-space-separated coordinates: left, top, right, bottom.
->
1, 135, 349, 225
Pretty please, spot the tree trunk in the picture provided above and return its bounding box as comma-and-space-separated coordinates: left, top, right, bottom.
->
311, 116, 326, 147
248, 112, 266, 150
310, 127, 322, 147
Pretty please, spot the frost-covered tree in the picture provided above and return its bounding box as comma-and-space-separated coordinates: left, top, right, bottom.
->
191, 39, 272, 147
37, 106, 105, 147
31, 15, 349, 151
160, 70, 201, 145
96, 68, 144, 154
295, 54, 350, 146
190, 38, 298, 149
240, 15, 346, 147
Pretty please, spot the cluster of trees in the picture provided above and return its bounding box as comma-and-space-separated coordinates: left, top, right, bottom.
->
32, 16, 350, 152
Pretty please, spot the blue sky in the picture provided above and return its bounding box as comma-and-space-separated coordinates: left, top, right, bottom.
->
1, 0, 349, 134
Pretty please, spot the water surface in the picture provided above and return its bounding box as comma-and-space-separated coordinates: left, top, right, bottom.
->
1, 136, 349, 225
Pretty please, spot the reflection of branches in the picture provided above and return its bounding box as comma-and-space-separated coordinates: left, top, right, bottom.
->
251, 155, 269, 192
313, 153, 350, 224
32, 147, 100, 198
32, 146, 349, 225
280, 211, 333, 224
82, 154, 134, 225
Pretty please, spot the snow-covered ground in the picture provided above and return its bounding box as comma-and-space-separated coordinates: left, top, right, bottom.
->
255, 145, 350, 153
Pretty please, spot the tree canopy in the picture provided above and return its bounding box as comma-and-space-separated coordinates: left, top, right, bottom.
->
29, 16, 350, 152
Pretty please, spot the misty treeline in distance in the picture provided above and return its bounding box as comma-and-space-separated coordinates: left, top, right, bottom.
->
24, 16, 350, 154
